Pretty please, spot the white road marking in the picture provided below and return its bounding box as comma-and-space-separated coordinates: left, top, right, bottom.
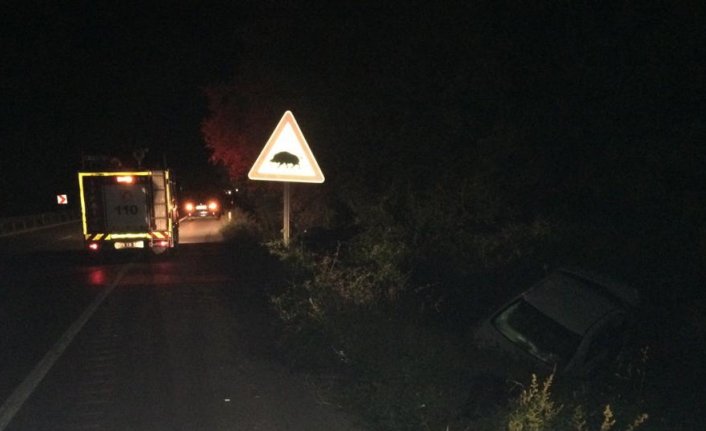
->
0, 262, 133, 430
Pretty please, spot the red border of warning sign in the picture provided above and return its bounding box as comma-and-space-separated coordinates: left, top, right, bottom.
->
248, 111, 325, 183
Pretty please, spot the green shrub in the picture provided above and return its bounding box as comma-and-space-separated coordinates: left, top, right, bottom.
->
221, 206, 261, 241
507, 373, 562, 431
501, 373, 648, 431
264, 183, 660, 431
268, 241, 473, 430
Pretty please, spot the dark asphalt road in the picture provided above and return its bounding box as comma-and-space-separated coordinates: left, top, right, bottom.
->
0, 218, 364, 430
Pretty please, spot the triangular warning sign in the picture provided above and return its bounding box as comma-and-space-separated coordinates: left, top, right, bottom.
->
248, 111, 325, 183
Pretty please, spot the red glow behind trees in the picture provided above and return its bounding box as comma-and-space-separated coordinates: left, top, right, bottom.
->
201, 84, 267, 181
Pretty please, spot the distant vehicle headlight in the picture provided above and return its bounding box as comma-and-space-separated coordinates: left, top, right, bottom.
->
208, 201, 218, 211
184, 202, 194, 212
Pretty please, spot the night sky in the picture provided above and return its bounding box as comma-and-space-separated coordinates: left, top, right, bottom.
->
1, 1, 366, 215
2, 2, 251, 214
2, 2, 704, 217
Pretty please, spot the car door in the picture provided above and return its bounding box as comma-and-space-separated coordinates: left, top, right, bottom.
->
572, 312, 627, 375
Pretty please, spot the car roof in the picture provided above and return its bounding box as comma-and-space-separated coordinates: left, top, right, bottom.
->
522, 271, 627, 335
557, 267, 640, 308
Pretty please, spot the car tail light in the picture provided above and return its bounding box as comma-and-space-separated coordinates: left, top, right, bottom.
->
88, 242, 100, 251
155, 240, 169, 247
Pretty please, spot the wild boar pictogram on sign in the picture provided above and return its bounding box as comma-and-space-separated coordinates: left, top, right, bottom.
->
270, 151, 300, 167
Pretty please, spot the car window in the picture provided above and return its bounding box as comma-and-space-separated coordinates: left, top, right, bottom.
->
493, 299, 582, 365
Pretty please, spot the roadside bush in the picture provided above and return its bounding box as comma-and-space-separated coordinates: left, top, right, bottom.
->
245, 182, 282, 240
267, 232, 663, 431
334, 178, 558, 330
268, 238, 475, 429
407, 217, 555, 327
501, 373, 648, 431
263, 172, 664, 431
221, 206, 260, 237
270, 237, 408, 371
339, 319, 471, 431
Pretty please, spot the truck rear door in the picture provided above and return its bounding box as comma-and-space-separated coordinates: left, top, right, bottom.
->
103, 176, 150, 233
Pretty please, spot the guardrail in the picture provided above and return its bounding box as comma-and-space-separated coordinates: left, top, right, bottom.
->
0, 210, 81, 237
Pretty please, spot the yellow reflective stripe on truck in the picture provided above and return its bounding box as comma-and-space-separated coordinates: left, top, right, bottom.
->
85, 232, 160, 241
165, 170, 173, 234
79, 171, 153, 177
78, 171, 154, 235
109, 233, 152, 239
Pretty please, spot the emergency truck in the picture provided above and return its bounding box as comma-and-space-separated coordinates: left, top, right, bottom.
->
78, 170, 179, 254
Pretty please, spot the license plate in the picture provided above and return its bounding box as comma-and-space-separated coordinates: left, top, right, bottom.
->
114, 241, 144, 249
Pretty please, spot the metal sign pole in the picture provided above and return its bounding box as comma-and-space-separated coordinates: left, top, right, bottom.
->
283, 182, 291, 246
